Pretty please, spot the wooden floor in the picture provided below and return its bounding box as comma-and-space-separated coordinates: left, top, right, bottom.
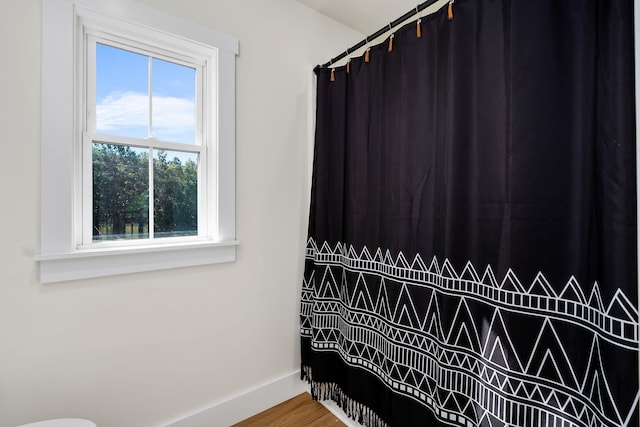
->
231, 392, 346, 427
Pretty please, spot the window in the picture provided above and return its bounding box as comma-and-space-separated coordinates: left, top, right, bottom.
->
86, 36, 204, 244
38, 0, 239, 283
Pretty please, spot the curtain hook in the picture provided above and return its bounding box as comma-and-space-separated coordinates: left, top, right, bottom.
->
388, 23, 395, 52
364, 37, 371, 63
416, 4, 423, 38
345, 48, 351, 74
448, 0, 454, 21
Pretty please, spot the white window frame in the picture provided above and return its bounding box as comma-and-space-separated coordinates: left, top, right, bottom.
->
82, 31, 208, 246
37, 0, 239, 283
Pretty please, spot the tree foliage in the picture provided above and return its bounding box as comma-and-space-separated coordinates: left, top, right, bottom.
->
153, 150, 198, 236
92, 144, 197, 240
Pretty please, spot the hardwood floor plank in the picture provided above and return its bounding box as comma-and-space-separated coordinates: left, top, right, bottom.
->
232, 392, 346, 427
305, 412, 346, 427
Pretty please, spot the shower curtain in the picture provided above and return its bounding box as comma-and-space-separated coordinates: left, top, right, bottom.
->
300, 0, 638, 426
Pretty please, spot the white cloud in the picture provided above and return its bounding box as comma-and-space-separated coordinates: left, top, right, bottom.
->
96, 91, 195, 139
96, 91, 147, 131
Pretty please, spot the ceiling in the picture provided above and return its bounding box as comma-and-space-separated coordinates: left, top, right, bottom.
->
295, 0, 449, 35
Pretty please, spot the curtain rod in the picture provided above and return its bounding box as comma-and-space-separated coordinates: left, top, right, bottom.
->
315, 0, 445, 71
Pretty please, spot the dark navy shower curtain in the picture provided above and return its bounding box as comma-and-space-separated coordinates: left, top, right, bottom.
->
301, 0, 638, 426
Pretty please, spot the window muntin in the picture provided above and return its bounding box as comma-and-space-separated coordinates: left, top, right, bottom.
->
83, 35, 206, 245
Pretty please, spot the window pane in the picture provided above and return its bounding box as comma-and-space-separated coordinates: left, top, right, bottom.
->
93, 143, 149, 241
153, 150, 198, 238
96, 43, 149, 138
151, 58, 196, 144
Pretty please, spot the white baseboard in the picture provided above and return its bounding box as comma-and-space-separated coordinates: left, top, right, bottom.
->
164, 371, 308, 427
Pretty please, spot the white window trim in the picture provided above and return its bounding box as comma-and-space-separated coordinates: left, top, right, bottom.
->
37, 0, 239, 283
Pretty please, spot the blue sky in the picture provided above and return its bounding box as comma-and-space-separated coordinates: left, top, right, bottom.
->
95, 43, 196, 145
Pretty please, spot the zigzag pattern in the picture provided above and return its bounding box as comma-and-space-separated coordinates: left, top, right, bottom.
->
303, 239, 637, 350
301, 238, 639, 427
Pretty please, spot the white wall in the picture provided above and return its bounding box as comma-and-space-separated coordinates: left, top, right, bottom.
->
0, 1, 361, 426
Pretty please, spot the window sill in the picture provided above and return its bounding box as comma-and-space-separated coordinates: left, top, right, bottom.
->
35, 240, 239, 283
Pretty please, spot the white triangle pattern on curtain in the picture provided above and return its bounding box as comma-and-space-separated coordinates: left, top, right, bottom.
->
301, 238, 640, 427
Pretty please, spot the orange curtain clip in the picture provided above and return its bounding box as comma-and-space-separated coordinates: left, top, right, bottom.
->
330, 68, 336, 82
365, 48, 370, 63
415, 5, 422, 38
388, 34, 394, 52
448, 0, 454, 20
346, 60, 351, 74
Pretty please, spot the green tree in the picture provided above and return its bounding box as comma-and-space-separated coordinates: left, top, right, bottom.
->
93, 146, 198, 240
93, 144, 148, 239
153, 151, 198, 237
